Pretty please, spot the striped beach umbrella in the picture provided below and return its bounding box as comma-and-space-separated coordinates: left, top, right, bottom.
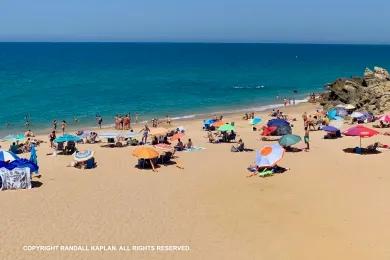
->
0, 150, 20, 162
73, 150, 95, 162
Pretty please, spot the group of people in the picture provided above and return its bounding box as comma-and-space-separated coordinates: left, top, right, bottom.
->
52, 120, 67, 135
114, 114, 132, 130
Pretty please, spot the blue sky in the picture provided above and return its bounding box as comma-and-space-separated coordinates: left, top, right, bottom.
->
1, 0, 389, 43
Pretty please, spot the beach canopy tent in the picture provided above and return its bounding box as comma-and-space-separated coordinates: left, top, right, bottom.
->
327, 108, 347, 120
255, 144, 285, 167
261, 126, 277, 136
170, 132, 185, 141
54, 134, 81, 143
278, 134, 301, 147
267, 119, 289, 127
379, 114, 390, 123
343, 125, 379, 148
274, 125, 292, 136
73, 150, 94, 162
0, 158, 38, 172
218, 123, 236, 132
149, 127, 168, 136
1, 133, 25, 142
322, 125, 339, 132
249, 117, 262, 126
0, 150, 20, 162
356, 112, 375, 123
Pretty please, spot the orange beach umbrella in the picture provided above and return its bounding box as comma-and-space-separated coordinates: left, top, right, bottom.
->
132, 147, 159, 159
170, 132, 185, 141
212, 121, 225, 127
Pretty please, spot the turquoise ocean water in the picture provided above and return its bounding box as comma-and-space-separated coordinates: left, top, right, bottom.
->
0, 43, 390, 135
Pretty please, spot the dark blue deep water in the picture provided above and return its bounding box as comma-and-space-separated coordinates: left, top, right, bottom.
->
0, 42, 390, 134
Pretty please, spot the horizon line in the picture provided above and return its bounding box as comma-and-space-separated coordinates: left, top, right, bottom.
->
0, 40, 390, 46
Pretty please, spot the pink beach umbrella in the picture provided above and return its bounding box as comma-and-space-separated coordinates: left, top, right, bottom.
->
343, 125, 379, 148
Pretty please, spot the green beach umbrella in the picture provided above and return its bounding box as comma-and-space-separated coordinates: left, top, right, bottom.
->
218, 123, 236, 132
278, 134, 301, 147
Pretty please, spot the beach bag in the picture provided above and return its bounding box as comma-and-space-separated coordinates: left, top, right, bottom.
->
0, 167, 32, 191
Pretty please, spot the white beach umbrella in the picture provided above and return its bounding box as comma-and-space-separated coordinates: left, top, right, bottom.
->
350, 112, 364, 118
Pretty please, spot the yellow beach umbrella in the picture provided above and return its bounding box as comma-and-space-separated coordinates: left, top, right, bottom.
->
132, 147, 159, 159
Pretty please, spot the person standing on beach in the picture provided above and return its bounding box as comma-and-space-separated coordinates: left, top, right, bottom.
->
49, 131, 56, 148
166, 115, 171, 126
139, 124, 150, 144
61, 120, 67, 135
304, 127, 310, 151
53, 120, 57, 130
96, 115, 103, 129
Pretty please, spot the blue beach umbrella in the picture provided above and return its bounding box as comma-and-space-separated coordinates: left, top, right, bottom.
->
54, 134, 81, 143
267, 119, 289, 127
322, 125, 339, 132
0, 150, 20, 162
249, 117, 262, 126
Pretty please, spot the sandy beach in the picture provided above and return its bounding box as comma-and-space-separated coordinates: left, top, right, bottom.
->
1, 102, 390, 260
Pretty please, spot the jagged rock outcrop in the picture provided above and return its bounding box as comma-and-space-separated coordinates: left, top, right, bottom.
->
321, 66, 390, 114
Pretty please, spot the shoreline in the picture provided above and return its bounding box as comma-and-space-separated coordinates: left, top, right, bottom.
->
0, 97, 310, 137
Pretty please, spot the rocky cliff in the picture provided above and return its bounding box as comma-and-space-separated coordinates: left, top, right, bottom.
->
320, 66, 390, 114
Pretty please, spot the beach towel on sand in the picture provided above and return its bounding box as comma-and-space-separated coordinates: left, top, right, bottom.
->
0, 167, 32, 190
184, 147, 206, 152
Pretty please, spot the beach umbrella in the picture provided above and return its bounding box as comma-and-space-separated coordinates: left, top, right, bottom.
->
261, 126, 277, 136
149, 127, 168, 136
132, 147, 159, 159
267, 119, 289, 127
379, 114, 390, 123
249, 117, 262, 126
336, 104, 345, 108
322, 125, 339, 132
255, 144, 285, 167
1, 133, 25, 142
73, 150, 95, 162
350, 112, 364, 118
212, 121, 225, 127
344, 125, 379, 148
278, 134, 301, 147
54, 134, 81, 143
0, 149, 20, 162
218, 123, 236, 132
170, 132, 185, 141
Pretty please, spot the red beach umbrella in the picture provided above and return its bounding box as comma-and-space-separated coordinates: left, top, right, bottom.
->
343, 125, 379, 148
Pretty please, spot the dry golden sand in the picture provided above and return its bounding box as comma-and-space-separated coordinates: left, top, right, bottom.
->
1, 102, 390, 260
